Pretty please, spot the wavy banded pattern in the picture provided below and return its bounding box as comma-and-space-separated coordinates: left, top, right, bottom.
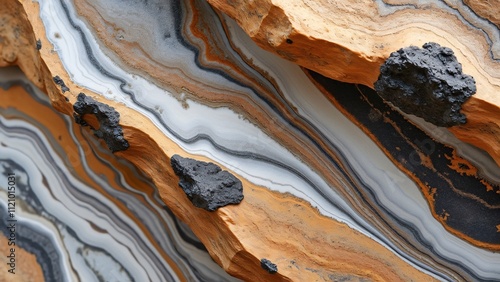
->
0, 67, 237, 282
0, 0, 499, 281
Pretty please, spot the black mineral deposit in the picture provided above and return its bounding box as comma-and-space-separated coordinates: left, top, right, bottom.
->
260, 258, 278, 274
374, 42, 476, 127
170, 155, 244, 211
53, 76, 70, 93
73, 93, 129, 152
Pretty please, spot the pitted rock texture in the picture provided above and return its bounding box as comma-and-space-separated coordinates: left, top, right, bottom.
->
374, 42, 476, 127
260, 258, 278, 274
73, 93, 129, 152
170, 155, 244, 211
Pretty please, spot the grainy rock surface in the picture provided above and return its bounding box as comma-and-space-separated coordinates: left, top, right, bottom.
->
374, 43, 476, 127
73, 93, 129, 152
170, 154, 244, 211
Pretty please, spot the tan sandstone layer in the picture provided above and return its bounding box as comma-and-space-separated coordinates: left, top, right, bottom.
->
206, 0, 500, 167
0, 0, 434, 281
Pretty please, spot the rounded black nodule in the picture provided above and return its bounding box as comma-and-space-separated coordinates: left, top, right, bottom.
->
374, 42, 476, 127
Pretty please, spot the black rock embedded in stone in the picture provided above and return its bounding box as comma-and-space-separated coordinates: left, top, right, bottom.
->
36, 39, 42, 50
374, 42, 476, 127
53, 76, 70, 93
170, 155, 244, 211
260, 258, 278, 274
73, 93, 129, 152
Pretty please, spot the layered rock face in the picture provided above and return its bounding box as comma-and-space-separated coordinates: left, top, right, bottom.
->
207, 0, 500, 168
0, 0, 499, 281
0, 67, 236, 281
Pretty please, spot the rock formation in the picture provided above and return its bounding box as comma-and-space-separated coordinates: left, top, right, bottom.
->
0, 67, 236, 281
0, 0, 499, 281
206, 0, 500, 168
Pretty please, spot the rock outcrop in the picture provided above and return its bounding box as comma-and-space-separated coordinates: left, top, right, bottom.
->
1, 0, 499, 281
206, 0, 500, 167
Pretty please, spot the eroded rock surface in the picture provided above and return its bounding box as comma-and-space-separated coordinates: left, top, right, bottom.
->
53, 75, 69, 93
1, 0, 500, 281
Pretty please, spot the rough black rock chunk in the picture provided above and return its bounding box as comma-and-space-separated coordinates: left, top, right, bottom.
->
73, 93, 129, 152
374, 42, 476, 127
260, 258, 278, 274
170, 155, 244, 211
36, 39, 42, 50
53, 76, 69, 93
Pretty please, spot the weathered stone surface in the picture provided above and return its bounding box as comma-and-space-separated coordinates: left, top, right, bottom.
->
2, 0, 499, 281
73, 93, 129, 152
0, 2, 436, 274
0, 234, 44, 282
463, 0, 500, 29
171, 154, 244, 211
375, 43, 476, 127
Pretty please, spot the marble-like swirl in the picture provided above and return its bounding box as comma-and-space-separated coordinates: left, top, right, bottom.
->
0, 67, 238, 282
10, 0, 500, 280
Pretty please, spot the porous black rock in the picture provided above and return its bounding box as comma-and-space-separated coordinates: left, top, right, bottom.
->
53, 76, 69, 93
73, 93, 129, 152
374, 42, 476, 127
260, 258, 278, 274
170, 155, 244, 211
